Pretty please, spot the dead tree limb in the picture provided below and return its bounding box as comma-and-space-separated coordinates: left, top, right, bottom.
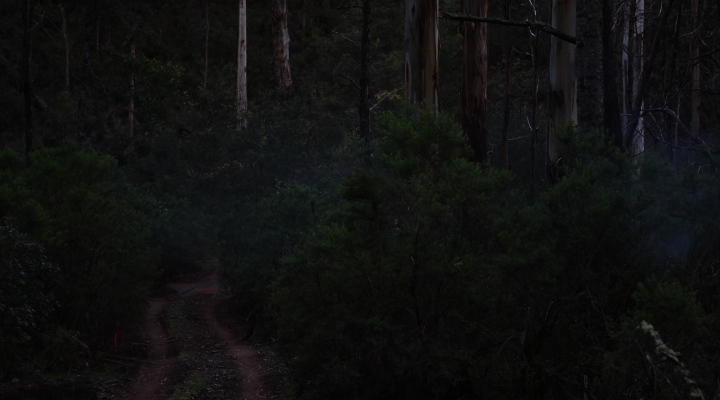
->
441, 12, 576, 44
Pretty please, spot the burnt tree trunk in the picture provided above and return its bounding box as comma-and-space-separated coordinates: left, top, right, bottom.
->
461, 0, 489, 162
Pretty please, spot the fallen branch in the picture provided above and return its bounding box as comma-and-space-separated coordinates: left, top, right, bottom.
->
442, 12, 576, 44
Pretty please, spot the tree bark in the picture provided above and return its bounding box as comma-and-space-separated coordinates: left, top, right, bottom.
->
602, 0, 622, 147
461, 0, 489, 162
548, 0, 576, 181
359, 0, 371, 141
129, 44, 135, 138
204, 1, 210, 89
625, 0, 675, 151
23, 0, 34, 156
691, 0, 701, 137
405, 0, 439, 110
271, 0, 292, 93
237, 0, 247, 129
632, 0, 644, 157
500, 0, 512, 170
59, 4, 70, 89
576, 0, 603, 133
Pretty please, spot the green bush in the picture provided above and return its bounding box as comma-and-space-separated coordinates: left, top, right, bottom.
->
0, 221, 58, 379
0, 142, 159, 376
264, 113, 720, 399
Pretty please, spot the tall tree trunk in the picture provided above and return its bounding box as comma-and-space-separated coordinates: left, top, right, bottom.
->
237, 0, 247, 129
359, 0, 371, 141
204, 1, 210, 89
691, 0, 701, 137
271, 0, 292, 93
59, 4, 70, 89
405, 0, 439, 110
461, 0, 488, 162
500, 0, 512, 170
23, 0, 34, 156
576, 1, 603, 133
548, 0, 576, 181
631, 0, 645, 157
625, 0, 675, 152
129, 44, 135, 138
602, 0, 622, 147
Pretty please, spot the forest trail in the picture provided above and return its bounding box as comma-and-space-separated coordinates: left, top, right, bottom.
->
124, 271, 274, 400
125, 298, 173, 400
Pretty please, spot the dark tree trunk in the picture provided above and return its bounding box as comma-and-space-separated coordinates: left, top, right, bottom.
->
576, 0, 604, 133
500, 0, 512, 170
405, 0, 439, 110
602, 0, 622, 147
129, 44, 135, 138
204, 1, 210, 89
359, 0, 371, 141
548, 0, 576, 181
461, 0, 489, 162
60, 4, 70, 89
23, 0, 34, 156
271, 0, 292, 93
237, 0, 247, 129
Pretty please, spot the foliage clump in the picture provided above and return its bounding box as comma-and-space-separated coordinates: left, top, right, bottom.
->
0, 142, 159, 378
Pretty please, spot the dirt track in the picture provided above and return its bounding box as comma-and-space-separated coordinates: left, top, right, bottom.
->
121, 272, 274, 400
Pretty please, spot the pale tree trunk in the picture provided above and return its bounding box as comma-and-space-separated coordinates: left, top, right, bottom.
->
691, 0, 701, 137
271, 0, 292, 93
622, 0, 644, 157
405, 0, 439, 110
359, 0, 371, 141
632, 0, 644, 157
461, 0, 489, 162
23, 0, 34, 156
625, 0, 675, 153
129, 44, 135, 138
59, 4, 70, 89
548, 0, 576, 181
576, 0, 603, 133
237, 0, 247, 129
204, 1, 209, 89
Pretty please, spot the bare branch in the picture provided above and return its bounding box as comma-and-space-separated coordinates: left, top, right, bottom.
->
442, 12, 576, 44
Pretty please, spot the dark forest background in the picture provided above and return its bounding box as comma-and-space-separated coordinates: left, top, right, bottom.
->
2, 0, 720, 398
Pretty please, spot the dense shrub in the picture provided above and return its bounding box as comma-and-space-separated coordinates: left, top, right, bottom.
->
0, 143, 159, 377
260, 113, 720, 399
0, 221, 58, 379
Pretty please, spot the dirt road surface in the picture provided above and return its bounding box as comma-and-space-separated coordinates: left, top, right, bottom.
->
121, 272, 275, 400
